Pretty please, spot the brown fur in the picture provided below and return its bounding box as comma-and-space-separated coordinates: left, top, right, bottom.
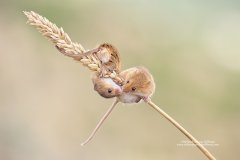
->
92, 74, 122, 98
97, 43, 121, 74
120, 67, 155, 98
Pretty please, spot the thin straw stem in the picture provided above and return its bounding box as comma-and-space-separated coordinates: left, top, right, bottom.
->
147, 100, 216, 160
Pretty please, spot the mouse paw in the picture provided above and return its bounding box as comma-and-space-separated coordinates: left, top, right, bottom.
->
98, 67, 108, 77
113, 77, 123, 86
142, 96, 150, 103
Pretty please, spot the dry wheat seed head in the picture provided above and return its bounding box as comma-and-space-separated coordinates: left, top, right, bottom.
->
23, 11, 121, 82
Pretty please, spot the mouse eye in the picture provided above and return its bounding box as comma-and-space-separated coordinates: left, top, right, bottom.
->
132, 87, 136, 91
108, 89, 112, 93
126, 80, 130, 83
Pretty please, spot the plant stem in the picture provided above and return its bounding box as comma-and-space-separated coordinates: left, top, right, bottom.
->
147, 100, 216, 160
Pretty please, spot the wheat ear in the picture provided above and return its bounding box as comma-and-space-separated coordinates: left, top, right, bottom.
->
147, 100, 216, 160
23, 11, 120, 81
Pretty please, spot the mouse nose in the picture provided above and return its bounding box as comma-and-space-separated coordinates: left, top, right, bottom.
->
115, 88, 122, 95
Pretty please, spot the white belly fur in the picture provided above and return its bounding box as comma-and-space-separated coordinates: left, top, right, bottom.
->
118, 93, 140, 103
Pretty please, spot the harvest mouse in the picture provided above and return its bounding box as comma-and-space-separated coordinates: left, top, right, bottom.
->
84, 43, 121, 77
92, 73, 122, 98
81, 66, 155, 145
56, 43, 121, 75
118, 66, 155, 103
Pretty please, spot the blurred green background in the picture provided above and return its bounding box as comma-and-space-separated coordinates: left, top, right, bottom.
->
0, 0, 240, 159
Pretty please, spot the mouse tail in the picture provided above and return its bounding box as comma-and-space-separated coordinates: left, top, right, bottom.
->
81, 98, 119, 146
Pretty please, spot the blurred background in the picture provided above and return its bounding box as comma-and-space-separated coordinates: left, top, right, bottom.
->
0, 0, 240, 159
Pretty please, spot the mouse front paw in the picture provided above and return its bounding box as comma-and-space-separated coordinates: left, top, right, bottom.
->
142, 96, 150, 103
98, 66, 109, 78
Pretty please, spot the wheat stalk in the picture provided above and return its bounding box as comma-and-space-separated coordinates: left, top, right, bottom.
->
147, 100, 216, 160
23, 11, 120, 81
24, 11, 216, 160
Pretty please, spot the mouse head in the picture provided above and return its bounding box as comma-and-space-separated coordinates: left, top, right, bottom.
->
122, 67, 155, 97
94, 78, 122, 98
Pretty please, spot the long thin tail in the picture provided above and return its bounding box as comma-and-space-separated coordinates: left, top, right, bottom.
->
81, 99, 119, 146
147, 100, 216, 160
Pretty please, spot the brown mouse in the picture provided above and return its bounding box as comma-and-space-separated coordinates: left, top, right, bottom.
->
118, 66, 155, 103
85, 43, 121, 77
56, 42, 121, 75
92, 73, 122, 98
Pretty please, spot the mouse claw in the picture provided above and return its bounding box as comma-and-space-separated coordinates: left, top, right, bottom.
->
55, 45, 65, 54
